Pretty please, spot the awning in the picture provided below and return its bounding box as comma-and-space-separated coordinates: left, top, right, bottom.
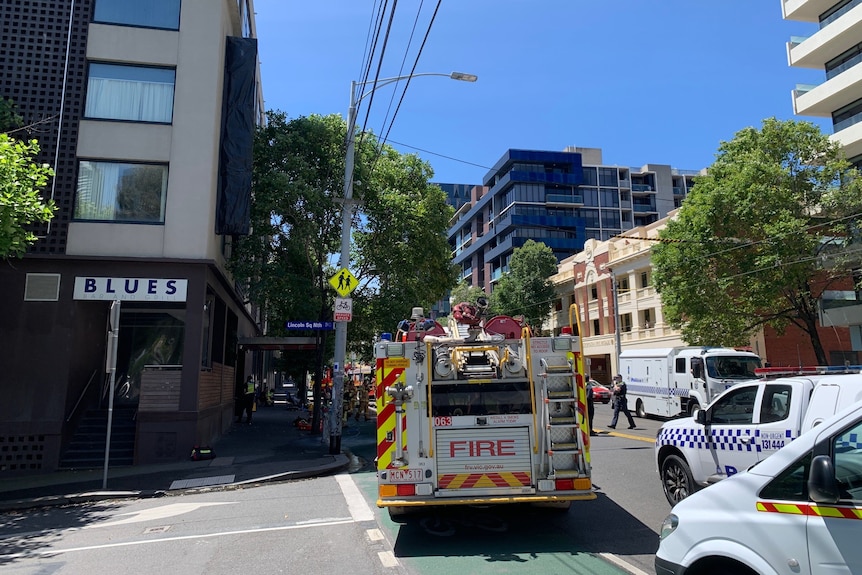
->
237, 336, 317, 351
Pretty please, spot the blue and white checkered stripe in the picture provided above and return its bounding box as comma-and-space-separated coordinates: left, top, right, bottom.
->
628, 384, 690, 398
657, 427, 794, 453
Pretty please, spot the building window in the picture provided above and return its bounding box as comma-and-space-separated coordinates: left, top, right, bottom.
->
592, 319, 600, 336
618, 277, 630, 293
93, 0, 181, 30
75, 161, 168, 223
620, 313, 632, 332
86, 63, 175, 123
640, 271, 650, 288
590, 285, 598, 300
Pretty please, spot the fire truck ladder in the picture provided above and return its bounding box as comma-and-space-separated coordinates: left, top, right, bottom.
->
539, 356, 584, 479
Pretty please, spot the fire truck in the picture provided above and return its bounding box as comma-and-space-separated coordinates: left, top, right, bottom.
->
375, 302, 594, 519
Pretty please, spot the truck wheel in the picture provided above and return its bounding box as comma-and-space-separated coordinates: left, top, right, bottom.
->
636, 400, 645, 418
660, 454, 695, 506
688, 402, 700, 417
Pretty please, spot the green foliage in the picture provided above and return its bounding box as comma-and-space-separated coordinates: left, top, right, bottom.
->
0, 134, 56, 258
0, 97, 23, 133
652, 118, 862, 363
491, 239, 558, 329
449, 280, 490, 307
228, 111, 457, 362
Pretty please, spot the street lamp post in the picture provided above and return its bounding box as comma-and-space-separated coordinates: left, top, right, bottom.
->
329, 71, 477, 455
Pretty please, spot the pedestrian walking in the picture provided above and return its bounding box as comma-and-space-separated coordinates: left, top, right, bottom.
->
586, 377, 597, 435
608, 374, 636, 429
241, 375, 255, 424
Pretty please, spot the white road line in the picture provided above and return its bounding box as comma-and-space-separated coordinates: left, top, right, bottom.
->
0, 519, 354, 560
598, 552, 652, 575
335, 474, 375, 522
366, 528, 384, 542
378, 550, 399, 568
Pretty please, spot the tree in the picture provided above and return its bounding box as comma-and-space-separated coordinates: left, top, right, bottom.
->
0, 134, 56, 258
491, 239, 558, 331
449, 280, 490, 307
652, 118, 862, 364
229, 110, 457, 363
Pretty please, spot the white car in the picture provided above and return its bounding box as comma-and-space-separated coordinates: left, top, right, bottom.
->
655, 398, 862, 575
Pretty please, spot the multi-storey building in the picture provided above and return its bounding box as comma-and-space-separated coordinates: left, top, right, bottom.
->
784, 0, 862, 164
783, 0, 862, 346
446, 146, 699, 293
0, 0, 265, 475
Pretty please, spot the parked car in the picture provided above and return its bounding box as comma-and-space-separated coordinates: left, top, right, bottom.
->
587, 381, 611, 404
656, 397, 862, 575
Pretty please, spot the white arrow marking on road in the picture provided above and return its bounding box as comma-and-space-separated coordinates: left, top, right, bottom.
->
85, 502, 235, 528
335, 474, 374, 522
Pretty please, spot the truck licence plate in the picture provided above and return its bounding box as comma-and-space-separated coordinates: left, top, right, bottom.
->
386, 469, 423, 482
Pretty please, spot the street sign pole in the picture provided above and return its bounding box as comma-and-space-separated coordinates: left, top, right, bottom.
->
103, 300, 120, 489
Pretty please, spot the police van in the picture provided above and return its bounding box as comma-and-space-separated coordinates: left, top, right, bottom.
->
655, 366, 862, 506
655, 396, 862, 575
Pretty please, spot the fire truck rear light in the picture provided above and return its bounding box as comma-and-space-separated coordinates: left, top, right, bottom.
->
396, 484, 416, 496
415, 483, 433, 496
555, 478, 575, 491
379, 485, 397, 498
538, 480, 555, 491
573, 478, 592, 490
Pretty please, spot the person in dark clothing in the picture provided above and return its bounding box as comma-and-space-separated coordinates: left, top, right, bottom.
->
241, 375, 255, 424
608, 374, 636, 429
586, 377, 597, 436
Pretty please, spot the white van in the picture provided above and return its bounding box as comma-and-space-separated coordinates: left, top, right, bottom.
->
655, 367, 862, 505
655, 398, 862, 575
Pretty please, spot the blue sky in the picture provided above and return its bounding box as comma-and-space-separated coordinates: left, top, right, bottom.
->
253, 1, 829, 185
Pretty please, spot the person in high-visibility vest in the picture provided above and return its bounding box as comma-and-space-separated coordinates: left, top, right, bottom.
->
241, 375, 255, 424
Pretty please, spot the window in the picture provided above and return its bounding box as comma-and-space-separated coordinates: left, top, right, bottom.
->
592, 319, 600, 336
86, 63, 175, 123
94, 0, 181, 30
75, 161, 168, 223
834, 420, 862, 501
590, 285, 598, 300
675, 358, 686, 374
640, 271, 649, 288
620, 313, 632, 332
760, 385, 792, 423
709, 386, 757, 424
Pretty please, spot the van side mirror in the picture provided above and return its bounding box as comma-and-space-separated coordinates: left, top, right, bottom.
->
808, 455, 840, 504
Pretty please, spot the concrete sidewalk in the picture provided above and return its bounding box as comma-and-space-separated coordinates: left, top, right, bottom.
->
0, 404, 373, 512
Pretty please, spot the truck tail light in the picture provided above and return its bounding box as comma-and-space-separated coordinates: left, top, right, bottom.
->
379, 484, 417, 498
555, 478, 575, 491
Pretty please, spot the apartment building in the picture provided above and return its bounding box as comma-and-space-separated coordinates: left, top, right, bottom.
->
0, 0, 265, 475
446, 147, 699, 293
783, 0, 862, 343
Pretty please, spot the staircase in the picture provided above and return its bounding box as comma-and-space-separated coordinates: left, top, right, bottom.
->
539, 356, 584, 479
59, 407, 137, 469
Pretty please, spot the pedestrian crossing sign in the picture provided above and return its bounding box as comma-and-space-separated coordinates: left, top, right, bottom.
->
329, 268, 358, 297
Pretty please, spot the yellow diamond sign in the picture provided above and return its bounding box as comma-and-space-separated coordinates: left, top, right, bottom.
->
329, 268, 358, 297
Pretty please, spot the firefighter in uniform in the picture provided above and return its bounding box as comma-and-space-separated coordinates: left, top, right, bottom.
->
356, 383, 369, 421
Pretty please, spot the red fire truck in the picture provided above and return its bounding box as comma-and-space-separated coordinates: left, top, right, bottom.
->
375, 303, 594, 519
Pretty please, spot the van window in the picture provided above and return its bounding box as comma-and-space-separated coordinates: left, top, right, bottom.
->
675, 358, 686, 374
760, 385, 792, 423
834, 420, 862, 502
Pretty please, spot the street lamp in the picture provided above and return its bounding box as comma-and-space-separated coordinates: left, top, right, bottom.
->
329, 71, 477, 454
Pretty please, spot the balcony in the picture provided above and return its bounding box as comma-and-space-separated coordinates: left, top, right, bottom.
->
788, 5, 862, 69
793, 63, 862, 117
783, 0, 841, 23
631, 184, 653, 192
546, 193, 584, 206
